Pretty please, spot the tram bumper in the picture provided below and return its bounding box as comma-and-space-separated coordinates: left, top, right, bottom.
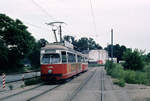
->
41, 74, 63, 81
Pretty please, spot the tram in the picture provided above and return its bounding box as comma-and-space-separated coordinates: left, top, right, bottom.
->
40, 42, 88, 81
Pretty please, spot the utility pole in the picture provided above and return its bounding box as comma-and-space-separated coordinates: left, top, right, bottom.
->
111, 28, 113, 62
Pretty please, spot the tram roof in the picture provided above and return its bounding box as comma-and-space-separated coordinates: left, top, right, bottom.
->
41, 43, 87, 57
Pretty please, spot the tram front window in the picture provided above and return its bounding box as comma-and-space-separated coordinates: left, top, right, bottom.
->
42, 54, 60, 64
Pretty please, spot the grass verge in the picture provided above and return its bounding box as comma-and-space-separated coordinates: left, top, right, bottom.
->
24, 77, 41, 86
105, 61, 150, 87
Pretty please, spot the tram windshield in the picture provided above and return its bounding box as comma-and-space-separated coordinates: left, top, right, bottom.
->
41, 53, 60, 64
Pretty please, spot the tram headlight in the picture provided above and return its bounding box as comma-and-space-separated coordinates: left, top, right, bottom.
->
48, 70, 52, 74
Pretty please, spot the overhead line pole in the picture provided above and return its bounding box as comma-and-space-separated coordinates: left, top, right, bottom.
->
111, 28, 113, 62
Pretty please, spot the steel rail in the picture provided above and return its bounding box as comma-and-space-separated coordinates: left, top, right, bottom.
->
100, 68, 104, 101
26, 84, 61, 101
26, 78, 76, 101
0, 83, 44, 101
65, 69, 96, 101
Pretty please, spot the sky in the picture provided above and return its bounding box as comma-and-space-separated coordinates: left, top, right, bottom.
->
0, 0, 150, 53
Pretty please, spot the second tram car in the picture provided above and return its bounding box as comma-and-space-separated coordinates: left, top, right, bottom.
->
40, 42, 88, 81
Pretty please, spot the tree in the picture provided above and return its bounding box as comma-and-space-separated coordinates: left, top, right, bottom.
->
105, 44, 127, 62
28, 39, 48, 69
88, 38, 102, 50
0, 14, 35, 72
64, 35, 102, 52
147, 53, 150, 59
123, 49, 144, 70
0, 39, 9, 71
39, 38, 48, 47
77, 37, 89, 51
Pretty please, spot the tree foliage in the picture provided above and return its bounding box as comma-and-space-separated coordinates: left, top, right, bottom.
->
63, 35, 102, 52
123, 49, 145, 70
0, 14, 35, 72
105, 44, 127, 62
28, 39, 48, 69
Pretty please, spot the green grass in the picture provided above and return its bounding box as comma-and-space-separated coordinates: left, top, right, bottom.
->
24, 77, 41, 86
105, 61, 150, 86
113, 79, 125, 87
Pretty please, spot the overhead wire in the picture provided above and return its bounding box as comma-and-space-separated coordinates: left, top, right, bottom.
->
89, 0, 97, 36
31, 0, 57, 21
24, 21, 50, 31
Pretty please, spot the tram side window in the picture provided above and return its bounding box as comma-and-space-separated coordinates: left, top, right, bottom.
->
77, 55, 82, 62
68, 53, 76, 63
82, 57, 85, 62
61, 51, 67, 63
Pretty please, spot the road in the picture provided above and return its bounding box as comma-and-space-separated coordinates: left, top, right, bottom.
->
0, 72, 40, 85
0, 67, 132, 101
31, 67, 131, 101
72, 67, 131, 101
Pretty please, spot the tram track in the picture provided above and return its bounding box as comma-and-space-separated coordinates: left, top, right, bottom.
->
0, 82, 63, 101
0, 77, 76, 101
65, 69, 96, 101
0, 83, 44, 101
26, 84, 61, 101
100, 68, 104, 101
0, 69, 96, 101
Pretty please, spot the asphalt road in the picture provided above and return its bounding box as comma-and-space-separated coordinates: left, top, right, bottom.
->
0, 72, 40, 85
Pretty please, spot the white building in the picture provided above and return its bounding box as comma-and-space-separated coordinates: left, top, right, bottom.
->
88, 50, 108, 64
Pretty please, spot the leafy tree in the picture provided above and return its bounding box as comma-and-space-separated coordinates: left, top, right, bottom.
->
88, 38, 102, 50
63, 35, 102, 52
77, 37, 89, 51
28, 39, 48, 69
141, 52, 150, 64
39, 38, 48, 47
147, 53, 150, 59
105, 44, 127, 62
0, 39, 9, 71
123, 49, 144, 70
0, 14, 35, 72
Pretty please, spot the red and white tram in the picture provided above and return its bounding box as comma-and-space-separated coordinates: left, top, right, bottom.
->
40, 42, 88, 81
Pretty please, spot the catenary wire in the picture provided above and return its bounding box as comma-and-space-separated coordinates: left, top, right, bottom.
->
31, 0, 57, 21
89, 0, 97, 36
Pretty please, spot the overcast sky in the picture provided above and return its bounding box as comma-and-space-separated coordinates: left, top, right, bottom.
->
0, 0, 150, 53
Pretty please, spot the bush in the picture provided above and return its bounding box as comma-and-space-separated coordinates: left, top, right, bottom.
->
124, 70, 136, 84
135, 71, 147, 84
105, 61, 150, 86
113, 79, 125, 87
143, 63, 150, 72
24, 78, 41, 86
105, 61, 116, 75
111, 64, 125, 79
123, 50, 144, 70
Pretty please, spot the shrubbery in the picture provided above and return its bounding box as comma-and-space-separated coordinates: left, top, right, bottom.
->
123, 49, 144, 70
24, 77, 41, 86
105, 61, 150, 87
113, 79, 125, 87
